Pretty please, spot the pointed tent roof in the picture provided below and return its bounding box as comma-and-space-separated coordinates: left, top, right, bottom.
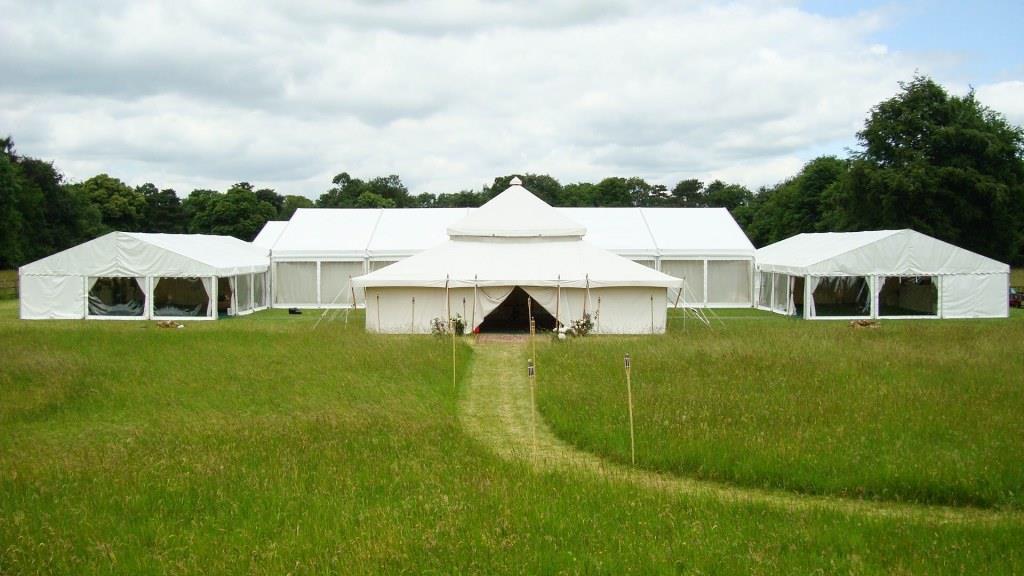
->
447, 177, 586, 238
354, 178, 681, 289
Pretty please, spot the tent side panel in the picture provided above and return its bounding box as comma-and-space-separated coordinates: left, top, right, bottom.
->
20, 274, 85, 319
589, 287, 666, 334
365, 287, 448, 334
940, 273, 1008, 318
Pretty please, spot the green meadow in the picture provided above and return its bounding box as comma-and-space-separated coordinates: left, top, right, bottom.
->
1, 300, 1023, 574
538, 308, 1024, 509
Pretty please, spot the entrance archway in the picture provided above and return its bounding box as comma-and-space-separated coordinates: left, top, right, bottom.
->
477, 287, 557, 333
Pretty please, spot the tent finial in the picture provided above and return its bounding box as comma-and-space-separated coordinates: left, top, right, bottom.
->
510, 176, 522, 186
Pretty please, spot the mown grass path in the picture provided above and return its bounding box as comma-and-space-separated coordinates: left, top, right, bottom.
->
459, 338, 1024, 526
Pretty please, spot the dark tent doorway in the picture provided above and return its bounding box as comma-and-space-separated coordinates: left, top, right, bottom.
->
477, 286, 557, 333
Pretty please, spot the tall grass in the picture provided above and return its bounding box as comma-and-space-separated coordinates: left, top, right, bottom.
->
538, 308, 1024, 509
0, 270, 17, 300
2, 302, 1023, 574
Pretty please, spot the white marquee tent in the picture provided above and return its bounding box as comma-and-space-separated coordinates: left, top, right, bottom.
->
352, 178, 683, 334
261, 204, 754, 309
755, 230, 1009, 319
252, 221, 288, 249
20, 232, 270, 320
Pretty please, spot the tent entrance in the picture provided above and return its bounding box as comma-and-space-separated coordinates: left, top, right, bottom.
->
477, 287, 556, 333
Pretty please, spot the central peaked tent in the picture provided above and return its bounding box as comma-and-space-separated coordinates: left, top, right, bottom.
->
353, 178, 682, 334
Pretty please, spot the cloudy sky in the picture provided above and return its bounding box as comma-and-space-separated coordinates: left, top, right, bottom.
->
2, 0, 1022, 198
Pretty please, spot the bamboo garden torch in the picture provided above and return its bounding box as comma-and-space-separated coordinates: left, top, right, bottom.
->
624, 352, 636, 466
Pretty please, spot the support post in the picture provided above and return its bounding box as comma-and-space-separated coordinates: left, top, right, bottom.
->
527, 358, 537, 456
624, 353, 635, 466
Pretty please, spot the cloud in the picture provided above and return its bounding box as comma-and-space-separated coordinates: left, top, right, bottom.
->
0, 0, 998, 198
976, 81, 1024, 126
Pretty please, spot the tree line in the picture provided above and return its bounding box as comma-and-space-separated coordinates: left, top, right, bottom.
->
2, 75, 1022, 269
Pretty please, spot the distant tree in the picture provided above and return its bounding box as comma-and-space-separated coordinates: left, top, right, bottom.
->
366, 174, 411, 207
670, 179, 706, 207
354, 191, 395, 208
560, 182, 596, 206
703, 180, 753, 213
827, 75, 1024, 262
255, 187, 284, 216
138, 183, 186, 233
591, 177, 634, 206
182, 189, 222, 234
433, 190, 486, 207
0, 149, 24, 268
484, 174, 563, 204
194, 182, 278, 240
280, 194, 314, 219
76, 173, 145, 231
741, 157, 846, 246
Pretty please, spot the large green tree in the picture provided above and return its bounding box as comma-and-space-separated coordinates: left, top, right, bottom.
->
138, 183, 186, 233
74, 173, 146, 231
740, 157, 846, 246
827, 76, 1024, 263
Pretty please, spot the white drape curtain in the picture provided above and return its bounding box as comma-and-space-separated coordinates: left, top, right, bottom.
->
805, 276, 820, 317
771, 273, 788, 313
252, 273, 266, 308
237, 274, 252, 311
661, 260, 705, 305
707, 260, 751, 304
470, 286, 515, 331
756, 272, 772, 308
320, 262, 365, 307
275, 262, 318, 305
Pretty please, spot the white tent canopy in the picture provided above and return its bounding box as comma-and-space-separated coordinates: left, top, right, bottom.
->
354, 178, 682, 334
253, 221, 288, 249
20, 232, 270, 320
755, 230, 1008, 319
260, 195, 755, 309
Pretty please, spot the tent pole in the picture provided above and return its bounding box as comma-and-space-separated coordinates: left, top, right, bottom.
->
472, 276, 478, 333
650, 294, 655, 334
447, 275, 455, 390
584, 274, 590, 316
411, 296, 416, 333
556, 276, 561, 329
375, 293, 380, 332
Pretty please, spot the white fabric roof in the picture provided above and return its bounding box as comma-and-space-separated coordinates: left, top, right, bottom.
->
354, 184, 681, 289
272, 208, 382, 259
366, 208, 471, 258
756, 230, 1008, 276
259, 205, 754, 260
20, 232, 269, 277
560, 208, 658, 258
353, 237, 682, 288
640, 208, 754, 258
447, 178, 586, 238
252, 221, 288, 249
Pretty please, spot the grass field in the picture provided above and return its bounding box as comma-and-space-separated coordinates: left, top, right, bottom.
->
2, 301, 1024, 573
538, 308, 1024, 510
0, 270, 16, 300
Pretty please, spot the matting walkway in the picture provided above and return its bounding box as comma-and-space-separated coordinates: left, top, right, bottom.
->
459, 338, 1022, 525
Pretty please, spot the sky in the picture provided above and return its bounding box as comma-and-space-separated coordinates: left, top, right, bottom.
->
1, 0, 1022, 199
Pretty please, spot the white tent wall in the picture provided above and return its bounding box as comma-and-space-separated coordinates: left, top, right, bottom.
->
19, 274, 85, 319
320, 261, 366, 308
940, 274, 1008, 318
757, 272, 1009, 320
273, 262, 319, 306
364, 285, 667, 334
660, 258, 754, 307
